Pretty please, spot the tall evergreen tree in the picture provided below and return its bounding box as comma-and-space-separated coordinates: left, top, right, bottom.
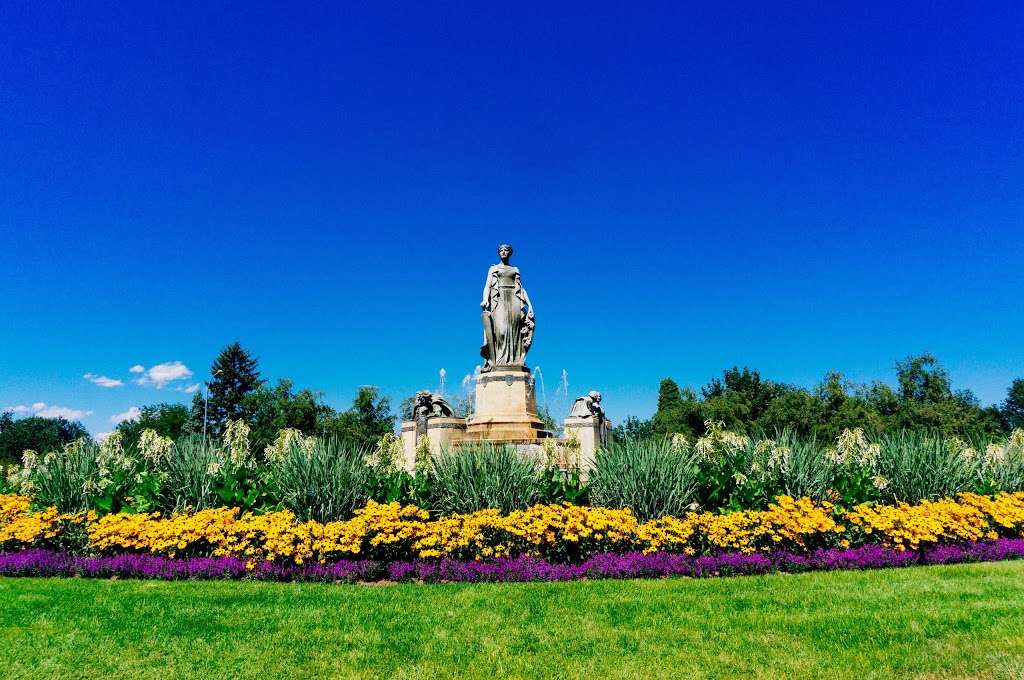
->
657, 378, 681, 411
651, 378, 701, 437
205, 342, 264, 435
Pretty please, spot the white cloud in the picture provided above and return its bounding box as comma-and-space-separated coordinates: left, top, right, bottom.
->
129, 364, 145, 374
84, 372, 124, 388
134, 361, 194, 389
3, 402, 93, 420
110, 406, 141, 425
177, 383, 201, 394
94, 432, 112, 442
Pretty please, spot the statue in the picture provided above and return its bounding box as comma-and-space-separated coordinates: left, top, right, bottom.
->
412, 390, 455, 419
568, 390, 608, 445
412, 390, 455, 439
479, 243, 535, 372
568, 391, 605, 422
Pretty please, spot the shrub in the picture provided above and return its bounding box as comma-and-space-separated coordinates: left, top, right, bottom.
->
973, 430, 1024, 494
430, 443, 542, 515
876, 430, 975, 502
589, 438, 700, 520
272, 435, 374, 522
770, 432, 831, 501
163, 435, 223, 512
6, 435, 140, 513
25, 443, 98, 513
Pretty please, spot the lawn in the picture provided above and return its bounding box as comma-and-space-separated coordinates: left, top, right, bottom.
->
2, 562, 1024, 679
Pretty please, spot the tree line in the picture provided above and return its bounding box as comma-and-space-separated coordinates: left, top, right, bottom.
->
617, 353, 1024, 442
0, 342, 396, 465
3, 349, 1022, 466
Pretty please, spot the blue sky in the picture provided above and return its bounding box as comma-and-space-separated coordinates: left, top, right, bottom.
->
1, 2, 1022, 435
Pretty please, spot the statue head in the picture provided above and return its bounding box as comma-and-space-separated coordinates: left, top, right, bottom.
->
588, 390, 602, 403
414, 390, 432, 409
497, 243, 513, 262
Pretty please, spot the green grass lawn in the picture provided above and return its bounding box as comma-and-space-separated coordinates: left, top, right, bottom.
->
2, 562, 1024, 679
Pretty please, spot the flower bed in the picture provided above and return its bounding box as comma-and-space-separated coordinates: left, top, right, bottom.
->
3, 492, 1024, 570
2, 539, 1024, 583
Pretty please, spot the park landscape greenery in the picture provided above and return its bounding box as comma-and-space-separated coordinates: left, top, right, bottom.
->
2, 345, 1024, 565
3, 345, 1024, 677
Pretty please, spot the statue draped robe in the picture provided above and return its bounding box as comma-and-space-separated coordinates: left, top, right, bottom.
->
480, 264, 534, 372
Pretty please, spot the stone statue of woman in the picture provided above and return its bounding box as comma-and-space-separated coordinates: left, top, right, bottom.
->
479, 243, 535, 372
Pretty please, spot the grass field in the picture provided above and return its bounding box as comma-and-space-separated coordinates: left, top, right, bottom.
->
2, 562, 1024, 679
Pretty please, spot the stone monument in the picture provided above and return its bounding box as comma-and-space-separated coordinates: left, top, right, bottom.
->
399, 243, 611, 471
399, 390, 466, 471
464, 243, 550, 441
563, 390, 613, 472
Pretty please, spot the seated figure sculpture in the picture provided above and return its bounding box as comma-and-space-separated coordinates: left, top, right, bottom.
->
412, 390, 456, 439
412, 390, 455, 419
568, 390, 605, 422
567, 390, 609, 449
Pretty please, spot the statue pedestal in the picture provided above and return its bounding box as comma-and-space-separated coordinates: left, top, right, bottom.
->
400, 421, 417, 472
464, 367, 551, 441
400, 417, 467, 472
563, 416, 613, 475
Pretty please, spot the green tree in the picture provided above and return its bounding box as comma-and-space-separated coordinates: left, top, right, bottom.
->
242, 379, 338, 451
650, 378, 701, 437
613, 415, 654, 441
205, 342, 264, 435
896, 353, 951, 404
890, 355, 1004, 436
1003, 378, 1024, 430
322, 387, 395, 450
537, 404, 558, 433
115, 403, 190, 451
756, 388, 825, 438
0, 414, 90, 465
700, 367, 784, 435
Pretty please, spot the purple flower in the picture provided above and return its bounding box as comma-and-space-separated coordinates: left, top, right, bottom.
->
2, 539, 1023, 584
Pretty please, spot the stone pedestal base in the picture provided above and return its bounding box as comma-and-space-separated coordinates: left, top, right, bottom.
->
563, 416, 613, 475
399, 417, 467, 472
400, 422, 417, 472
464, 367, 551, 441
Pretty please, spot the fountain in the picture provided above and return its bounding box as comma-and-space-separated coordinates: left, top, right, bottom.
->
399, 244, 611, 470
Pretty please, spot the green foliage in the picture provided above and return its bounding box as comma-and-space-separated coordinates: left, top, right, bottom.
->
767, 432, 834, 502
21, 443, 98, 513
0, 414, 89, 466
650, 379, 702, 438
538, 466, 588, 505
205, 342, 265, 435
322, 386, 395, 450
589, 438, 700, 520
1002, 378, 1024, 430
242, 379, 338, 452
271, 436, 375, 522
639, 355, 1012, 443
981, 432, 1024, 493
429, 443, 542, 515
163, 435, 223, 512
536, 404, 558, 434
875, 431, 976, 503
115, 403, 190, 452
613, 415, 654, 441
700, 431, 835, 511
